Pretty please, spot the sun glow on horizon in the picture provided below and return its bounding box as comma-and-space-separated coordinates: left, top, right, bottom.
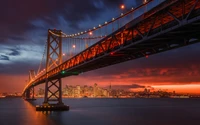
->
152, 84, 200, 94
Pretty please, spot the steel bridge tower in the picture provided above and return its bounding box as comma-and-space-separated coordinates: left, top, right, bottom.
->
24, 70, 36, 100
36, 29, 69, 111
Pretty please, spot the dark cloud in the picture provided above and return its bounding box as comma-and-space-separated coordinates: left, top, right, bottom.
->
0, 55, 9, 60
0, 60, 38, 75
0, 0, 124, 45
135, 0, 143, 6
8, 49, 20, 56
9, 36, 26, 41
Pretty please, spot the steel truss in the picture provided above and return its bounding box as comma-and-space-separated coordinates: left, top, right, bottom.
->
43, 78, 63, 105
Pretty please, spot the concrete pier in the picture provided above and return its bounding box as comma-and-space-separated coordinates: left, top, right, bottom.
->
24, 98, 36, 101
36, 104, 69, 111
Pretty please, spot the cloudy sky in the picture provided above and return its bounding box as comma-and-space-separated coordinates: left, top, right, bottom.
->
0, 0, 200, 94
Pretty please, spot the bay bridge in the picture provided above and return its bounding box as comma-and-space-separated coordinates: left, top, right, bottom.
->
22, 0, 200, 111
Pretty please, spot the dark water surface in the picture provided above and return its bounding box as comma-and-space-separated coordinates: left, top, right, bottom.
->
0, 98, 200, 125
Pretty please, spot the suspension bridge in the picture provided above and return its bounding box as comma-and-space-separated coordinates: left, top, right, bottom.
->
22, 0, 200, 111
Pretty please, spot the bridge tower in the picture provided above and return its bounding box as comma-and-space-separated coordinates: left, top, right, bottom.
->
24, 70, 36, 100
37, 29, 69, 111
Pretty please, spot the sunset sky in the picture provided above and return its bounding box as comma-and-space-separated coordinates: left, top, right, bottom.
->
0, 0, 200, 94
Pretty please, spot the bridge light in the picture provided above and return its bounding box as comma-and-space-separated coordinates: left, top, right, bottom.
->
120, 4, 125, 9
143, 0, 147, 4
72, 45, 76, 48
110, 52, 114, 55
61, 70, 66, 74
63, 53, 66, 56
89, 32, 92, 35
60, 71, 79, 75
145, 55, 149, 58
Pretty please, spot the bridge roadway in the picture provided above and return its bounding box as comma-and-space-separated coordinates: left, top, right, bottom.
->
23, 0, 200, 94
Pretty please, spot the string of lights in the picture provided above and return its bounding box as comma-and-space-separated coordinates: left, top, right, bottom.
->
49, 30, 106, 40
49, 0, 152, 38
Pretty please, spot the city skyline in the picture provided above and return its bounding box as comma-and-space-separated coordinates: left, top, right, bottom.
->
1, 82, 200, 95
0, 0, 200, 94
2, 83, 198, 98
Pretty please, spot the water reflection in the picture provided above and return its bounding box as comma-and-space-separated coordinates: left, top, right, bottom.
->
1, 98, 200, 125
23, 100, 57, 125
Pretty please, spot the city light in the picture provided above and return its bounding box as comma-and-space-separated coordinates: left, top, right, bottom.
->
63, 53, 66, 56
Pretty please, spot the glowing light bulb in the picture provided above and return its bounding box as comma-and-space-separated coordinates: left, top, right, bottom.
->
72, 45, 76, 48
120, 4, 125, 9
89, 32, 93, 35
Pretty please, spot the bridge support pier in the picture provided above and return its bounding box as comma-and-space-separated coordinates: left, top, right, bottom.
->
24, 87, 36, 101
36, 78, 69, 111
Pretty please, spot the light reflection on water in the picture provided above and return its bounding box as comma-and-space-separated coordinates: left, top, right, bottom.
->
0, 98, 200, 125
